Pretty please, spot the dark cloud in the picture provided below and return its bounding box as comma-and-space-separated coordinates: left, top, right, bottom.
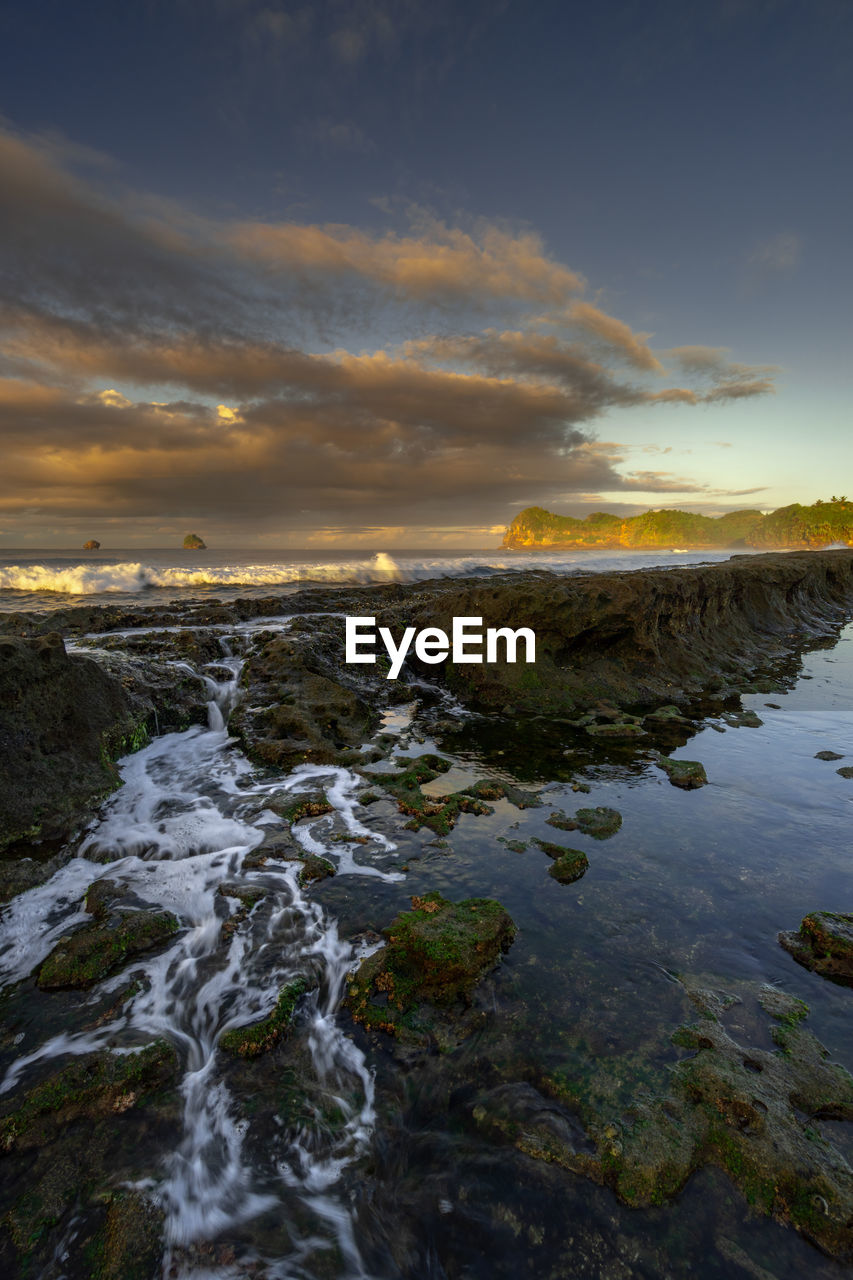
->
0, 124, 775, 536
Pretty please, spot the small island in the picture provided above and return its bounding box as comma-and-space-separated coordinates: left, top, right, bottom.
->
182, 533, 207, 550
82, 540, 101, 551
503, 498, 853, 551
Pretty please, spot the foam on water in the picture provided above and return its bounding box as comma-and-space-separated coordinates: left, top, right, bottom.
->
0, 546, 747, 607
0, 642, 399, 1276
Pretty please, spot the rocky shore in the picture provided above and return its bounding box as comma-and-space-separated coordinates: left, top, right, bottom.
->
1, 548, 852, 1276
2, 550, 851, 853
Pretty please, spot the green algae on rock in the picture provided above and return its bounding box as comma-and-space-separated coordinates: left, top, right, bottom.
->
472, 987, 853, 1261
656, 757, 708, 789
545, 806, 622, 839
345, 892, 516, 1041
219, 978, 308, 1058
547, 848, 589, 884
370, 754, 493, 835
575, 806, 622, 839
779, 911, 853, 984
37, 907, 179, 990
83, 1191, 164, 1280
0, 1041, 179, 1154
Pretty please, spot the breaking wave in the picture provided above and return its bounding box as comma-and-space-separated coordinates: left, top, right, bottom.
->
0, 547, 746, 606
0, 554, 409, 596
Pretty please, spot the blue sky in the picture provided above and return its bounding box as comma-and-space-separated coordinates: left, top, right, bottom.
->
0, 0, 850, 546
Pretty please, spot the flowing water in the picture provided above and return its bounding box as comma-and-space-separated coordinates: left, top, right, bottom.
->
0, 632, 407, 1277
1, 596, 852, 1277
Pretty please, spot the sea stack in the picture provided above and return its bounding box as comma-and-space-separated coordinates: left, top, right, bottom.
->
82, 539, 100, 550
183, 533, 207, 550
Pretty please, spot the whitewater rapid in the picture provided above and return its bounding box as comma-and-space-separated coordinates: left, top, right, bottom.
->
0, 631, 403, 1277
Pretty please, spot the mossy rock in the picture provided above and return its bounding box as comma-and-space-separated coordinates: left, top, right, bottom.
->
585, 721, 646, 738
85, 1191, 164, 1280
722, 709, 764, 728
548, 849, 589, 884
574, 806, 622, 839
37, 909, 179, 990
299, 855, 336, 885
219, 978, 308, 1058
779, 911, 853, 984
643, 704, 692, 726
656, 757, 708, 789
272, 791, 334, 823
345, 892, 515, 1040
0, 1042, 178, 1153
488, 990, 853, 1259
545, 811, 578, 833
372, 755, 493, 835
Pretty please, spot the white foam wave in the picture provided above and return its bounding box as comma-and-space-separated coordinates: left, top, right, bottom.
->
0, 547, 747, 600
0, 552, 405, 596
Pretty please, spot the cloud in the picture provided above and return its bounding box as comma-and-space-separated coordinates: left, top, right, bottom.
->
567, 302, 663, 372
0, 122, 775, 536
666, 345, 777, 402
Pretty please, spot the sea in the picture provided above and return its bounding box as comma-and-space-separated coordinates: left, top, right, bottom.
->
0, 544, 753, 613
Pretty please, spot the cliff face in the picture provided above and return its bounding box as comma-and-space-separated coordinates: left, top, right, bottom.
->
502, 502, 853, 550
382, 549, 853, 714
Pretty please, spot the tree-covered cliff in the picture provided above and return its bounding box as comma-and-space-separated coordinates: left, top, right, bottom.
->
502, 499, 853, 550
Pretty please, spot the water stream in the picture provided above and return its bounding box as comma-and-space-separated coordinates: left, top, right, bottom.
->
0, 634, 404, 1278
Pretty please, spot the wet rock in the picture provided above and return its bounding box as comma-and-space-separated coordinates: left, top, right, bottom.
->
643, 704, 694, 727
37, 907, 179, 989
298, 854, 336, 885
493, 993, 853, 1260
0, 847, 69, 904
779, 911, 853, 984
219, 978, 308, 1058
345, 892, 515, 1044
722, 709, 764, 728
82, 539, 100, 550
837, 766, 853, 779
86, 1191, 164, 1280
382, 550, 853, 716
370, 755, 494, 836
547, 848, 589, 884
656, 757, 708, 789
585, 721, 646, 738
0, 1042, 179, 1153
574, 806, 622, 839
230, 624, 381, 769
815, 750, 844, 761
0, 633, 148, 852
270, 791, 334, 823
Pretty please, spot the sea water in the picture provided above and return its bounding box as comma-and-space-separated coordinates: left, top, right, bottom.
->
0, 546, 749, 614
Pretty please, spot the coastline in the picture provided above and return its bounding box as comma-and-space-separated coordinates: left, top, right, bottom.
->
1, 549, 853, 1274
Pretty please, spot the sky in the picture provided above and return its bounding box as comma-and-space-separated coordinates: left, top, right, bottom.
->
0, 0, 851, 548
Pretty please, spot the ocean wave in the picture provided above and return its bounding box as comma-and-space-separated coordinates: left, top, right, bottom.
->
0, 547, 743, 600
0, 554, 415, 596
